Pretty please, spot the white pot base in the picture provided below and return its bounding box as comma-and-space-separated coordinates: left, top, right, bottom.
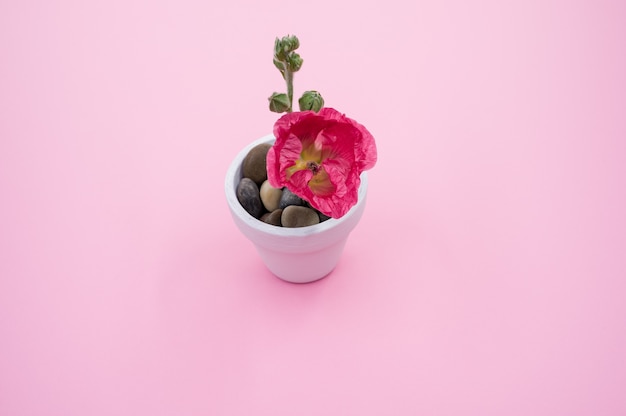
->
225, 135, 368, 283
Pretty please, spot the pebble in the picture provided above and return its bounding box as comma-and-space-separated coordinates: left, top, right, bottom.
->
260, 209, 283, 226
281, 206, 320, 228
318, 211, 332, 223
242, 143, 272, 185
236, 150, 327, 228
236, 178, 264, 219
259, 180, 282, 212
279, 188, 307, 209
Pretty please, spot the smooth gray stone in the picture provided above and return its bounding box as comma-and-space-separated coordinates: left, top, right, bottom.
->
281, 206, 320, 228
236, 177, 263, 219
279, 187, 306, 209
318, 211, 332, 223
242, 143, 271, 185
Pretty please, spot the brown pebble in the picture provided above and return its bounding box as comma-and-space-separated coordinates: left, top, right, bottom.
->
281, 206, 320, 228
242, 143, 272, 186
260, 180, 282, 212
260, 209, 283, 226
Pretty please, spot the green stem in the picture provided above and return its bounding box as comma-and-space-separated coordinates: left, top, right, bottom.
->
285, 68, 293, 113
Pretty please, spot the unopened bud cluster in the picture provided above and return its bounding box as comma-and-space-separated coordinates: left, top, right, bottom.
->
268, 35, 325, 114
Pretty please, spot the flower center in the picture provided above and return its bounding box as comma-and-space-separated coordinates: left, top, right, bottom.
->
306, 161, 320, 174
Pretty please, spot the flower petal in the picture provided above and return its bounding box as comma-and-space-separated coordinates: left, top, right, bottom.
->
267, 108, 377, 218
308, 168, 335, 197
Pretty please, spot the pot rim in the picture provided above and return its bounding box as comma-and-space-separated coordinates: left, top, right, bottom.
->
225, 134, 369, 239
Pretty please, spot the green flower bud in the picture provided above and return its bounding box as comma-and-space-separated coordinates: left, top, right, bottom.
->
274, 35, 300, 60
280, 35, 299, 54
273, 57, 285, 76
274, 37, 286, 60
268, 92, 290, 113
298, 90, 325, 112
287, 52, 303, 72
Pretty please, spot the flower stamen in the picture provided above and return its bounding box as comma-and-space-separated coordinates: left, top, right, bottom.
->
306, 161, 320, 174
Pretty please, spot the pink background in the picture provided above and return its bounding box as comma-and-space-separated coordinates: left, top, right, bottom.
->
1, 0, 625, 414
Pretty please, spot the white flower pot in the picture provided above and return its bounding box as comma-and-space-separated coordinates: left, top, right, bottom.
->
224, 134, 369, 283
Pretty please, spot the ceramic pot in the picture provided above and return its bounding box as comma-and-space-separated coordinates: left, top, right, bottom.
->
224, 134, 369, 283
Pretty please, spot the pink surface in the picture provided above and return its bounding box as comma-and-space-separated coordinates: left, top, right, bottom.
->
1, 1, 625, 415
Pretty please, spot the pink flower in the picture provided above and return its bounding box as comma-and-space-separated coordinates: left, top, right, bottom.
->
266, 107, 377, 218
